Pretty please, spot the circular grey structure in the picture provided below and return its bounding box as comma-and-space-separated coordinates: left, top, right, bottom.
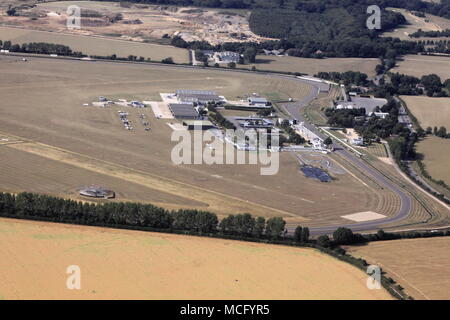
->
79, 186, 115, 199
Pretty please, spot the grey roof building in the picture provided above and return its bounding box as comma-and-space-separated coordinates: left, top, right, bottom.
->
216, 51, 240, 63
248, 97, 269, 106
168, 103, 200, 119
175, 89, 222, 105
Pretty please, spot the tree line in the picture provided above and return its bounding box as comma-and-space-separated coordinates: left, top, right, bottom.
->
373, 72, 449, 97
0, 40, 82, 56
279, 119, 306, 145
4, 190, 448, 245
410, 29, 450, 38
0, 192, 293, 239
315, 71, 369, 86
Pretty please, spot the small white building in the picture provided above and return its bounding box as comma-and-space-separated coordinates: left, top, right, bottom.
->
351, 138, 364, 146
370, 112, 389, 119
215, 51, 240, 64
248, 97, 269, 107
336, 103, 355, 110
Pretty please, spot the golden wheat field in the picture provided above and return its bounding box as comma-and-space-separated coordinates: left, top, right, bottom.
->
346, 237, 450, 300
401, 95, 450, 129
0, 218, 393, 300
416, 136, 450, 185
393, 55, 450, 80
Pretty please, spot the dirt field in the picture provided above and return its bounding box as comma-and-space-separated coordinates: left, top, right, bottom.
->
0, 1, 272, 45
346, 237, 450, 300
248, 56, 379, 78
0, 55, 402, 228
393, 55, 450, 80
0, 26, 189, 63
401, 95, 450, 128
416, 136, 450, 185
382, 8, 450, 40
0, 218, 393, 300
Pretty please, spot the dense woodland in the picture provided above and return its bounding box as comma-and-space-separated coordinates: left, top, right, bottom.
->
373, 72, 450, 97
94, 0, 449, 58
97, 0, 450, 19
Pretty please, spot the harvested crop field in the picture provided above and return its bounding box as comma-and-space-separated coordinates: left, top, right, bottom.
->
248, 56, 379, 78
0, 26, 189, 63
416, 136, 450, 185
0, 55, 437, 231
0, 218, 393, 299
393, 55, 450, 80
401, 95, 450, 129
346, 237, 450, 300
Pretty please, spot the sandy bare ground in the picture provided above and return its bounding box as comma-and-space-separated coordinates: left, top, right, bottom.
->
0, 218, 393, 300
346, 237, 450, 300
341, 211, 387, 222
1, 1, 273, 45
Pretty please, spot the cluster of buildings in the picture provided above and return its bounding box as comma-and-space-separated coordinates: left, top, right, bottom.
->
334, 96, 388, 117
167, 90, 226, 121
202, 51, 241, 64
247, 96, 270, 108
294, 122, 326, 151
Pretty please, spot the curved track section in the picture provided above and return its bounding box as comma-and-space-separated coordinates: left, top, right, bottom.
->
281, 79, 413, 235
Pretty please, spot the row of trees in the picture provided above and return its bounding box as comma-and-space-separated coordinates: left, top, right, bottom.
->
315, 71, 369, 86
3, 191, 449, 247
0, 39, 181, 65
279, 120, 306, 145
0, 40, 81, 56
0, 192, 294, 239
374, 73, 449, 97
410, 29, 450, 38
208, 107, 236, 130
425, 126, 449, 139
